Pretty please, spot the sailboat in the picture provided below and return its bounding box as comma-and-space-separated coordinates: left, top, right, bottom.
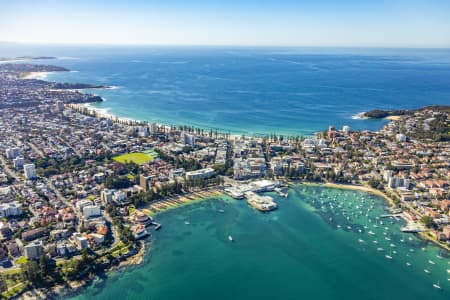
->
432, 281, 441, 289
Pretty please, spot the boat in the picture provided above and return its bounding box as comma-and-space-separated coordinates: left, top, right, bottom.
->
133, 225, 150, 239
218, 209, 225, 213
424, 269, 431, 274
184, 221, 190, 225
377, 247, 384, 252
447, 269, 450, 274
358, 239, 364, 243
429, 260, 435, 265
406, 262, 411, 267
368, 231, 376, 236
385, 253, 393, 260
228, 235, 233, 242
433, 281, 441, 289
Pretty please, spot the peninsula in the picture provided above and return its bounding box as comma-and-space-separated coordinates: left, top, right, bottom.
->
0, 62, 449, 299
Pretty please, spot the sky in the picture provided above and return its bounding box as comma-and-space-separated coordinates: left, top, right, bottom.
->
0, 0, 450, 47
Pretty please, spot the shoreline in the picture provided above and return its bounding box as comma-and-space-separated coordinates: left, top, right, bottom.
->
15, 182, 449, 299
297, 181, 450, 253
20, 71, 53, 80
297, 181, 397, 207
138, 188, 225, 217
17, 240, 148, 300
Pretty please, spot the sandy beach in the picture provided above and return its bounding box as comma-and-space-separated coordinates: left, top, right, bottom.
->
138, 188, 224, 217
20, 71, 53, 80
385, 115, 402, 121
298, 181, 397, 207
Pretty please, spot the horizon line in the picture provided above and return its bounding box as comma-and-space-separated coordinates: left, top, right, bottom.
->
1, 41, 450, 50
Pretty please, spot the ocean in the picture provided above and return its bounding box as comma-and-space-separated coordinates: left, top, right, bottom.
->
69, 185, 450, 300
2, 45, 450, 135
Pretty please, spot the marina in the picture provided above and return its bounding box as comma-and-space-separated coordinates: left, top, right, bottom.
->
70, 185, 450, 300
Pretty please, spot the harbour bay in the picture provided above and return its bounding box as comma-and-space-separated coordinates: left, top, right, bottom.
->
69, 185, 450, 300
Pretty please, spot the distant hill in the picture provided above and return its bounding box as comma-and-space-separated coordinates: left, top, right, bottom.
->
363, 106, 450, 119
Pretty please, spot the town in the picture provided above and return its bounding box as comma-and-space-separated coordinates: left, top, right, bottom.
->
0, 62, 449, 298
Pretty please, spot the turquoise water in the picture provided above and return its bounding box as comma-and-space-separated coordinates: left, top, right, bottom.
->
3, 45, 450, 135
69, 186, 450, 300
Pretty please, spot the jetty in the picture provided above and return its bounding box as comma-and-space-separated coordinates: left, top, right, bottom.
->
224, 179, 280, 199
245, 191, 278, 212
401, 222, 426, 233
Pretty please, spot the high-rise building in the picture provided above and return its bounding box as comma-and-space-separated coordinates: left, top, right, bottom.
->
23, 163, 36, 179
24, 240, 43, 260
13, 156, 24, 169
83, 205, 101, 219
342, 125, 351, 135
140, 174, 151, 191
183, 133, 196, 146
5, 147, 20, 159
55, 100, 65, 112
100, 189, 113, 203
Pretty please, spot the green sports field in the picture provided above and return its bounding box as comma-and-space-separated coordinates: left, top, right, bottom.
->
113, 152, 156, 165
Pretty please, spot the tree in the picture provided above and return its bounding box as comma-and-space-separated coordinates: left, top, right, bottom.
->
420, 216, 436, 229
0, 274, 7, 293
21, 260, 42, 285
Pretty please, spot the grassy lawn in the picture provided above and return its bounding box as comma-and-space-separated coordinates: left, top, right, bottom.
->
15, 256, 28, 265
2, 282, 28, 299
113, 152, 155, 165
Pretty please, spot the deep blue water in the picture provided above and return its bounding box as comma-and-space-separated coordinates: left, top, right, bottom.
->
2, 45, 450, 135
